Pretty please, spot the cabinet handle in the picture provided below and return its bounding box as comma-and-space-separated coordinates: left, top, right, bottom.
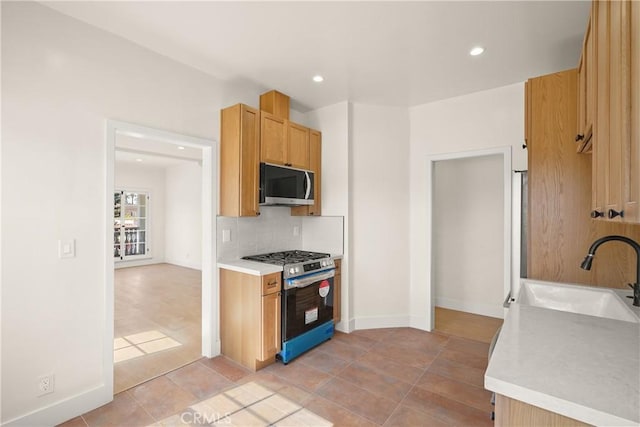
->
267, 281, 277, 288
608, 209, 624, 219
575, 134, 585, 142
590, 210, 604, 218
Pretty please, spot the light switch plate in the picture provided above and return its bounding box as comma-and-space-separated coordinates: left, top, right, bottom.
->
222, 229, 231, 243
58, 239, 75, 258
293, 226, 300, 236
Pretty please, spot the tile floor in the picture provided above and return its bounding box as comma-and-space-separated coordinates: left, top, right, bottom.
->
114, 263, 202, 393
61, 323, 500, 427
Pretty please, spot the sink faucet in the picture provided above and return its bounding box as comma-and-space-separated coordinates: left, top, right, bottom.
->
580, 235, 640, 307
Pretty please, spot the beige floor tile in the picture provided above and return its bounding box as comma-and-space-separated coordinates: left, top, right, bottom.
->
199, 393, 244, 414
221, 408, 268, 426
114, 346, 144, 363
274, 409, 333, 427
224, 382, 275, 406
125, 330, 167, 345
137, 337, 182, 354
114, 337, 131, 350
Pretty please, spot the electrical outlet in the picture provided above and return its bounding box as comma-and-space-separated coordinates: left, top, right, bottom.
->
37, 374, 55, 396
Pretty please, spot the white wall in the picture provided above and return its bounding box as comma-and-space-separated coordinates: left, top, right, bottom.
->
409, 83, 525, 329
114, 161, 166, 266
0, 2, 263, 425
165, 162, 202, 270
350, 103, 410, 329
303, 102, 351, 330
433, 155, 505, 318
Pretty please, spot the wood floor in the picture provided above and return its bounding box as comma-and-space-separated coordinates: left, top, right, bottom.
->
434, 307, 503, 344
114, 263, 202, 393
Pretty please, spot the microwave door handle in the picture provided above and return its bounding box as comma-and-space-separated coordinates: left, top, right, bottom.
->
305, 172, 311, 199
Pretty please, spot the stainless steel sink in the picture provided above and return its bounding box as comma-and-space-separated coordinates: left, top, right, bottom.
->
517, 279, 639, 323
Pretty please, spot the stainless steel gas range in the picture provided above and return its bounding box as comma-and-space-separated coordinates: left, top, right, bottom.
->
242, 250, 335, 364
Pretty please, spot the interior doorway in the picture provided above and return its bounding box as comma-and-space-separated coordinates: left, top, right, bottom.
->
425, 147, 512, 332
112, 138, 204, 392
104, 120, 218, 397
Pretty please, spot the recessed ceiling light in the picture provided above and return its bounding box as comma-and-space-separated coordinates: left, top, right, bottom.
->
135, 158, 143, 162
470, 46, 485, 56
312, 75, 324, 83
177, 146, 185, 150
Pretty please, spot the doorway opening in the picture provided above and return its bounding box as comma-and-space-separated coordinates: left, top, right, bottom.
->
425, 147, 511, 340
105, 120, 218, 396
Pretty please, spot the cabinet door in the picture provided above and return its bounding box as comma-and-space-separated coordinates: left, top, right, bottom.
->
239, 105, 260, 216
220, 104, 260, 217
291, 129, 322, 216
260, 291, 281, 361
308, 130, 322, 216
592, 0, 609, 217
287, 122, 310, 169
626, 1, 640, 222
604, 0, 630, 221
260, 112, 287, 166
577, 11, 594, 152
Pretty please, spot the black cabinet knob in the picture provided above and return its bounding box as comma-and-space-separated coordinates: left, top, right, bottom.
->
590, 210, 604, 218
575, 134, 585, 142
608, 209, 624, 219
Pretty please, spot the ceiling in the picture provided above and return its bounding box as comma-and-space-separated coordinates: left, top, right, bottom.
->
116, 135, 202, 169
42, 1, 590, 112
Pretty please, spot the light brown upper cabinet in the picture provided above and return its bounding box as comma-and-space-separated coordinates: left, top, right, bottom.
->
291, 129, 322, 216
576, 10, 594, 152
260, 116, 310, 170
286, 122, 310, 169
220, 104, 260, 217
260, 111, 287, 166
260, 90, 290, 120
589, 0, 638, 223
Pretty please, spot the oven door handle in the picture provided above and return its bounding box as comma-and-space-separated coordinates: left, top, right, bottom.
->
287, 269, 335, 288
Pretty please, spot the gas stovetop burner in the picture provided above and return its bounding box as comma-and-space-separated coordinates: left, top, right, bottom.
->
242, 250, 330, 266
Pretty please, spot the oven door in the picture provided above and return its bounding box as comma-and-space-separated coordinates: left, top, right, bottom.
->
282, 269, 335, 342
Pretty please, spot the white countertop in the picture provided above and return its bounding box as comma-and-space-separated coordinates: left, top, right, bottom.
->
485, 300, 640, 426
217, 254, 343, 276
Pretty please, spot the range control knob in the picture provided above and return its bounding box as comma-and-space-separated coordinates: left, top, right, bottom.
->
289, 267, 295, 275
295, 267, 301, 273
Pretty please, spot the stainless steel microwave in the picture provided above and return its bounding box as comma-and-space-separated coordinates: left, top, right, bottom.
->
259, 162, 314, 206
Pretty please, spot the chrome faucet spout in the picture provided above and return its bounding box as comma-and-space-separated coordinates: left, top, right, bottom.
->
580, 235, 640, 307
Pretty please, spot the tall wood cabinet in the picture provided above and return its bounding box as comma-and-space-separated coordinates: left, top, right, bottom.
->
526, 69, 640, 288
578, 0, 639, 223
220, 104, 260, 217
219, 269, 281, 371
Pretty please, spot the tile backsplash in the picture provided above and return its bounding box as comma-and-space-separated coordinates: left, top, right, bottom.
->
217, 207, 302, 260
217, 208, 344, 260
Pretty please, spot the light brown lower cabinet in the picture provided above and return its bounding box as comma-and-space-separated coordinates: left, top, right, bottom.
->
495, 394, 592, 427
219, 269, 281, 371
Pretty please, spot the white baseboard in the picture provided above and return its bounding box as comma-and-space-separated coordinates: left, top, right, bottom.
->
114, 258, 163, 269
352, 314, 410, 331
409, 315, 430, 331
2, 384, 111, 427
435, 297, 504, 319
165, 259, 202, 270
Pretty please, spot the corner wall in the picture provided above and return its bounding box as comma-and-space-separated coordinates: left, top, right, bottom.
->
350, 103, 410, 329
